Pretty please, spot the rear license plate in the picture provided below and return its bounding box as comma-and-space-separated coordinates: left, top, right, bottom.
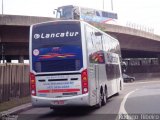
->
52, 100, 64, 105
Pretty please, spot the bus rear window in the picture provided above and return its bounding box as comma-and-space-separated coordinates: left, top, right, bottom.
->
35, 59, 81, 72
31, 22, 83, 72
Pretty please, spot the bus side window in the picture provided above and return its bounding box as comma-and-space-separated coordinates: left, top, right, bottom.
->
73, 8, 80, 20
115, 14, 118, 19
102, 12, 105, 17
73, 11, 80, 19
96, 11, 100, 16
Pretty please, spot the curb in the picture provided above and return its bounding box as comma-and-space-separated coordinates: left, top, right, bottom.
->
0, 103, 32, 117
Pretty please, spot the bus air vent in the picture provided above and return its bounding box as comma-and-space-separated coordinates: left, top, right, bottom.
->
48, 79, 68, 81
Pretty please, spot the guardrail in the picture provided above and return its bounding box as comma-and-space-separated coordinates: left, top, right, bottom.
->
0, 64, 30, 103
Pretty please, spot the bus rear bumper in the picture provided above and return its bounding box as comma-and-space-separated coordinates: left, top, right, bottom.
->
31, 93, 90, 107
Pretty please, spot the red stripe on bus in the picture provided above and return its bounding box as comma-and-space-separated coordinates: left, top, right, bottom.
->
101, 18, 114, 23
38, 89, 80, 93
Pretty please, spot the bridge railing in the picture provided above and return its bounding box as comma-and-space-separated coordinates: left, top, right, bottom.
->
0, 63, 30, 103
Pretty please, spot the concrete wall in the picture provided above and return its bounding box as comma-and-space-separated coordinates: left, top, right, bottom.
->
0, 64, 30, 103
126, 65, 160, 73
127, 73, 160, 81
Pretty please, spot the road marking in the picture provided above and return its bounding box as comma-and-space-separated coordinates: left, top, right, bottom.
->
134, 80, 160, 84
118, 89, 138, 113
124, 80, 160, 86
116, 89, 138, 120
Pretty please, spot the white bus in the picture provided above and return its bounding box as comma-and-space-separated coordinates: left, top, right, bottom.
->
54, 5, 118, 24
29, 20, 123, 108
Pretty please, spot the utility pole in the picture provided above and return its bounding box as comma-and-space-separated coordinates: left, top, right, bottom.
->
103, 0, 113, 11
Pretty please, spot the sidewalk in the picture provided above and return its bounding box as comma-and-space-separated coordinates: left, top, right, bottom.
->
0, 103, 32, 115
0, 103, 32, 119
127, 73, 160, 81
0, 96, 32, 119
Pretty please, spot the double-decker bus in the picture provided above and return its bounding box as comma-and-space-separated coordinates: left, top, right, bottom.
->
29, 20, 123, 108
54, 5, 118, 24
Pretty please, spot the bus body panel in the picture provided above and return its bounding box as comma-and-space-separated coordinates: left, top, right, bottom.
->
32, 93, 89, 107
83, 22, 123, 106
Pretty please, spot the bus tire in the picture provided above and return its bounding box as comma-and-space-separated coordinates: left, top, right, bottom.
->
95, 91, 102, 108
102, 88, 108, 105
120, 81, 122, 90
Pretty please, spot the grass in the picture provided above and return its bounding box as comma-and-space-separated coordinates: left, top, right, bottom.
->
0, 96, 31, 112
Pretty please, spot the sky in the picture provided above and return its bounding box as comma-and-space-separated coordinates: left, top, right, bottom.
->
0, 0, 160, 35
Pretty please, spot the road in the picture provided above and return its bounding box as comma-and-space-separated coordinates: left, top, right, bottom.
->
16, 80, 160, 120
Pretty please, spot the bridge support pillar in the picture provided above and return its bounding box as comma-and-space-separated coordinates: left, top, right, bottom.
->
6, 57, 11, 63
19, 56, 24, 63
158, 54, 160, 65
1, 43, 5, 63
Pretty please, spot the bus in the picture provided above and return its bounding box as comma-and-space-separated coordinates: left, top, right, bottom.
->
54, 5, 118, 24
29, 20, 123, 108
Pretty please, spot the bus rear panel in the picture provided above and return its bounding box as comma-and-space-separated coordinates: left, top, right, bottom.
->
30, 21, 89, 107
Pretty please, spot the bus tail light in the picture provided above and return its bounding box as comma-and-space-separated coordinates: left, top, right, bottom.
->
30, 72, 36, 96
81, 69, 88, 94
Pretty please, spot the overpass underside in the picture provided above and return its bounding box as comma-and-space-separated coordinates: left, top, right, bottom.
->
0, 25, 29, 62
0, 25, 160, 62
107, 32, 160, 58
121, 50, 159, 58
0, 15, 160, 64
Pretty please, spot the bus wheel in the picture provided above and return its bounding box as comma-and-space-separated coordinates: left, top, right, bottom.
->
120, 81, 122, 90
102, 89, 107, 105
95, 92, 103, 108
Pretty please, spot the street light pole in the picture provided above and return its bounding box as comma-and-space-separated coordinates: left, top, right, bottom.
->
2, 0, 3, 15
103, 0, 104, 10
111, 0, 113, 11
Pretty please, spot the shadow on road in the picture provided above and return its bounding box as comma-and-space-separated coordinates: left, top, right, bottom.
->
45, 106, 95, 116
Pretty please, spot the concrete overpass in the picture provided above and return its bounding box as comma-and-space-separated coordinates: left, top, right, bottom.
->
91, 22, 160, 58
0, 15, 160, 62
